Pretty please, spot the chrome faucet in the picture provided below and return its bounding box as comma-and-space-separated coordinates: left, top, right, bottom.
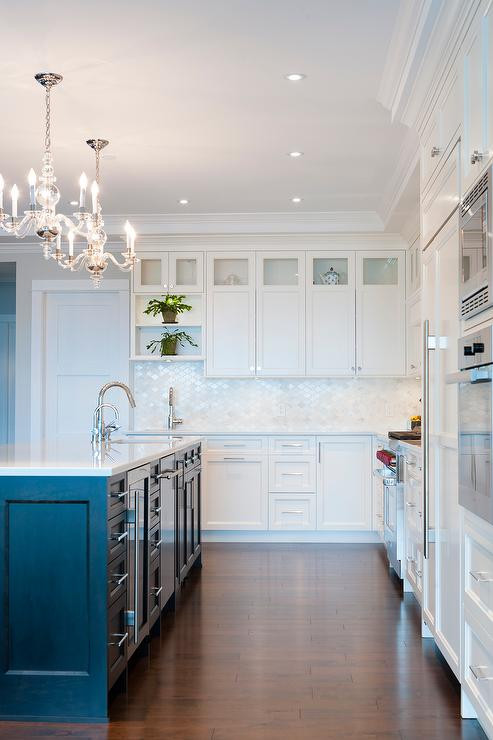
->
92, 381, 136, 445
167, 386, 183, 430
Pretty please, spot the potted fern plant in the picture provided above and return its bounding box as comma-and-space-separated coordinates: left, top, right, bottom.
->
146, 329, 198, 357
143, 294, 193, 324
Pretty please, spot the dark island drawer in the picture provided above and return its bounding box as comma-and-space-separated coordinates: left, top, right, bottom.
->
149, 459, 160, 493
108, 473, 128, 519
149, 555, 162, 627
108, 593, 128, 689
107, 552, 128, 606
149, 523, 161, 562
149, 489, 161, 529
108, 511, 128, 562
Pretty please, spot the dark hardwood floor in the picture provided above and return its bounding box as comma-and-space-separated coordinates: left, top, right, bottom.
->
0, 543, 487, 739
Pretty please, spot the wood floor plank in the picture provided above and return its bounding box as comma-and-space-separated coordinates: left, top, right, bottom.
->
0, 543, 486, 739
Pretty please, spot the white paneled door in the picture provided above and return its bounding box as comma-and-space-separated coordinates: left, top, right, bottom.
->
31, 283, 129, 442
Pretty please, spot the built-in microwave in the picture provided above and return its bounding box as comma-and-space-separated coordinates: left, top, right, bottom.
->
460, 167, 492, 319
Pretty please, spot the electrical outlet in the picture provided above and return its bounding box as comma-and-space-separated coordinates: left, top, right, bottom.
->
278, 404, 287, 417
385, 404, 393, 418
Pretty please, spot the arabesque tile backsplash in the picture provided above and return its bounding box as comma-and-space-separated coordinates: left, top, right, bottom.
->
132, 362, 421, 432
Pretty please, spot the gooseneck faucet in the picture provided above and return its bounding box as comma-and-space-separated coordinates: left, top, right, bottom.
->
167, 386, 183, 430
92, 381, 136, 445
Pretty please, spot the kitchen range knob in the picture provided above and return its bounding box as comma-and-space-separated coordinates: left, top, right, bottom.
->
471, 150, 483, 165
430, 146, 440, 158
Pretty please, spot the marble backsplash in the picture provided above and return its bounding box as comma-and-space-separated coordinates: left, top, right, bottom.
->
132, 362, 421, 432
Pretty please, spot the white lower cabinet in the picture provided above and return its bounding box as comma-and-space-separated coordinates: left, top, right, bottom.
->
462, 513, 493, 735
269, 455, 316, 493
269, 493, 316, 530
317, 436, 372, 530
203, 454, 268, 530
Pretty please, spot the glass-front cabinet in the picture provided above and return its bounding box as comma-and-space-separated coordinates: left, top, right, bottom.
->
356, 252, 406, 376
306, 252, 356, 376
256, 252, 305, 376
133, 252, 203, 293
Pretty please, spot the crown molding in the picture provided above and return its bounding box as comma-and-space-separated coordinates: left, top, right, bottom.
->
378, 130, 420, 229
379, 0, 479, 132
100, 210, 385, 236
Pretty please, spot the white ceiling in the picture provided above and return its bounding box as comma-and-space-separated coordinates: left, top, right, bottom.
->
0, 0, 415, 223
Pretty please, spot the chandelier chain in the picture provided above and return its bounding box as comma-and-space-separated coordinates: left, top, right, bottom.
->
44, 86, 51, 153
95, 145, 100, 185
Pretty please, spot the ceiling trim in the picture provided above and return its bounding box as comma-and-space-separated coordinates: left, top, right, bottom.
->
378, 130, 420, 228
100, 210, 384, 236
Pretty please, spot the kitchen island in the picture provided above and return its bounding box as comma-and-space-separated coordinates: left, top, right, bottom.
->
0, 435, 202, 723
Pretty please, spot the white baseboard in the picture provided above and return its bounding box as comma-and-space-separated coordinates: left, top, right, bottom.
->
202, 530, 380, 543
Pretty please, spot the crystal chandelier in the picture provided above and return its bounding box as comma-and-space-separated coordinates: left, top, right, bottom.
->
0, 72, 138, 287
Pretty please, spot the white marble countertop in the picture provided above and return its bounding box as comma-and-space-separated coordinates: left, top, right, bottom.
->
129, 428, 379, 437
0, 435, 202, 477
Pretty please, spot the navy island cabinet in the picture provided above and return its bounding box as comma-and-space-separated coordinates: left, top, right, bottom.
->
0, 441, 202, 723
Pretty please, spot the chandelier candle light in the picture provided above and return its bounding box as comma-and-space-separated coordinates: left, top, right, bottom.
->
0, 73, 138, 286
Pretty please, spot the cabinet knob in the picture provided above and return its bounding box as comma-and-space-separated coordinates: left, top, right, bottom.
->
430, 146, 440, 158
357, 366, 362, 371
471, 150, 484, 165
410, 364, 416, 369
351, 366, 355, 371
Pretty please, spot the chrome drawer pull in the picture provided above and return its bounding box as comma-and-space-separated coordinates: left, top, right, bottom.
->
110, 490, 128, 499
111, 573, 128, 586
111, 530, 128, 542
281, 443, 303, 447
281, 510, 304, 515
154, 539, 163, 547
282, 471, 304, 476
406, 502, 416, 508
470, 665, 493, 681
151, 586, 163, 597
109, 632, 128, 648
224, 456, 246, 460
469, 571, 493, 583
223, 444, 246, 448
416, 570, 422, 577
153, 506, 162, 514
157, 470, 180, 479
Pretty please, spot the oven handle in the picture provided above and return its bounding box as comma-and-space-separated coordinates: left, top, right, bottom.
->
446, 368, 493, 384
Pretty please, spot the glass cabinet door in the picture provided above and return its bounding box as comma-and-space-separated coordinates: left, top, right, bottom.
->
362, 256, 399, 285
212, 257, 251, 288
260, 255, 303, 287
169, 253, 204, 293
133, 253, 169, 293
311, 256, 350, 287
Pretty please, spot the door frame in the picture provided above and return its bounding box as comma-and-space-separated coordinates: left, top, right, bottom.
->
0, 314, 15, 446
30, 279, 130, 443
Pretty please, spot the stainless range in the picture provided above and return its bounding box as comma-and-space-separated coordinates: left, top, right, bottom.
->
375, 449, 405, 577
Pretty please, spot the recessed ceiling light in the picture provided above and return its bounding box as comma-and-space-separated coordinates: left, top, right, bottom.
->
285, 73, 306, 82
291, 197, 302, 203
178, 199, 189, 205
288, 151, 303, 158
69, 200, 78, 206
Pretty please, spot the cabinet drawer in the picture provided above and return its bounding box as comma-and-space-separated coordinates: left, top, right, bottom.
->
269, 437, 315, 454
149, 459, 161, 492
108, 593, 128, 689
149, 523, 162, 562
464, 614, 493, 723
269, 456, 316, 492
108, 511, 129, 562
108, 473, 127, 519
206, 437, 265, 452
465, 524, 493, 621
269, 494, 316, 530
149, 489, 161, 530
108, 552, 128, 606
149, 554, 162, 627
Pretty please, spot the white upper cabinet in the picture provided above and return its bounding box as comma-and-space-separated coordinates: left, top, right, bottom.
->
462, 17, 487, 194
206, 253, 255, 377
133, 251, 203, 293
355, 252, 406, 376
306, 252, 356, 376
256, 252, 305, 376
